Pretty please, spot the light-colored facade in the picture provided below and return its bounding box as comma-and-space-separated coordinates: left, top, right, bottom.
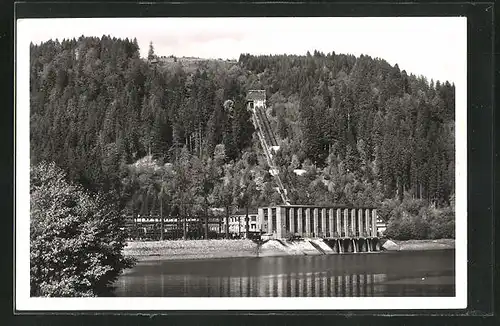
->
258, 205, 378, 239
223, 212, 259, 235
376, 217, 387, 236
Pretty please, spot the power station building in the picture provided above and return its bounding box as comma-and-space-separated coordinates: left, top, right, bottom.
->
257, 205, 378, 239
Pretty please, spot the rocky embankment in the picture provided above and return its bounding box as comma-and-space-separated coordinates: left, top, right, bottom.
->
257, 238, 343, 257
124, 239, 334, 261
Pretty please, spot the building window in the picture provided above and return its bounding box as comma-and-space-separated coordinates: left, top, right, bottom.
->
251, 216, 257, 221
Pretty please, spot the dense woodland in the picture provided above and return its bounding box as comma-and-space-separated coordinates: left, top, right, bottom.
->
30, 36, 455, 239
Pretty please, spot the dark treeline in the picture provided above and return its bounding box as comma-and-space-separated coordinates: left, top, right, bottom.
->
30, 37, 455, 239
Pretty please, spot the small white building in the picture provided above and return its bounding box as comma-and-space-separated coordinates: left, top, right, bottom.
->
293, 169, 307, 176
223, 210, 260, 236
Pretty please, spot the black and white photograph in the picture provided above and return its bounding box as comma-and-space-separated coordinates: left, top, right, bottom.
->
15, 16, 467, 310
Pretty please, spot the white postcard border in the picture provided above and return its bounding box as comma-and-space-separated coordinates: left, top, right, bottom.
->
15, 17, 467, 311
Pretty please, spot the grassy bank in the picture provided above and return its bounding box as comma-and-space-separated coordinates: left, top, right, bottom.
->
124, 238, 455, 261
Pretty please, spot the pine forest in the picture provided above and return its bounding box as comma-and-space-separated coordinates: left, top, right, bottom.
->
29, 36, 456, 240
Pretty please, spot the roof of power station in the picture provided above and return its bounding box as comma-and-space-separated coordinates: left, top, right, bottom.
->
246, 90, 266, 102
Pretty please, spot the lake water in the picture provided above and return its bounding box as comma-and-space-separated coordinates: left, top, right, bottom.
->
112, 250, 455, 297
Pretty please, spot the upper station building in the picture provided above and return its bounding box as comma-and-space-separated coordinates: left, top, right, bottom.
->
246, 90, 266, 109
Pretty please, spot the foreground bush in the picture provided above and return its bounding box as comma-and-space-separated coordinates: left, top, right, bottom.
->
30, 162, 134, 297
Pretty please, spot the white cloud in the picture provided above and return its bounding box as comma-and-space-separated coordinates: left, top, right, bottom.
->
21, 17, 464, 83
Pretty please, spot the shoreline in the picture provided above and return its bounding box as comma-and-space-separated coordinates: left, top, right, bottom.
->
385, 239, 455, 251
124, 239, 257, 262
124, 238, 455, 262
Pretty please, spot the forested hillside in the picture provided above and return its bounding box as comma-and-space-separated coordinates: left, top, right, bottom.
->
30, 36, 455, 239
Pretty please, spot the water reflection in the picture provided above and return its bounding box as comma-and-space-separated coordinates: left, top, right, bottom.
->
115, 270, 455, 297
113, 250, 455, 297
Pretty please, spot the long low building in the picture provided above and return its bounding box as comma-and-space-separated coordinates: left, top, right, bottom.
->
257, 205, 379, 239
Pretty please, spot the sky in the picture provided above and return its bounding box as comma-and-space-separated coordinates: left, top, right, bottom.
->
20, 17, 465, 84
